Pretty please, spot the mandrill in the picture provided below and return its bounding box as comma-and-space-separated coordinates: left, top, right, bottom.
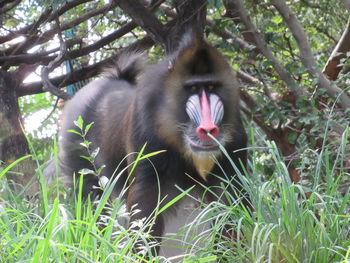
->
59, 32, 249, 254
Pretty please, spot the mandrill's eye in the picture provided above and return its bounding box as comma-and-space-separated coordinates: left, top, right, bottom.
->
207, 85, 214, 92
184, 84, 198, 93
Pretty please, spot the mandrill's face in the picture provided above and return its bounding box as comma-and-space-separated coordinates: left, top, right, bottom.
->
155, 42, 239, 165
183, 77, 227, 156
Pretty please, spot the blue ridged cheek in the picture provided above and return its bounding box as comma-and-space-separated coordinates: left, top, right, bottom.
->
185, 93, 224, 126
186, 94, 201, 126
209, 93, 224, 125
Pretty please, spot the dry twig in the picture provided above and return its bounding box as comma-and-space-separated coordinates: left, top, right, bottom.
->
40, 17, 71, 100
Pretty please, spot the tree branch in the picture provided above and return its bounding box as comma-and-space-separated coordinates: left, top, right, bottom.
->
2, 7, 52, 57
0, 0, 20, 15
0, 16, 42, 45
0, 0, 93, 46
272, 0, 350, 109
1, 21, 136, 67
225, 0, 301, 98
67, 22, 137, 59
40, 18, 71, 100
18, 60, 104, 97
0, 37, 82, 66
17, 37, 154, 97
165, 0, 207, 52
300, 0, 321, 8
223, 0, 257, 46
207, 17, 253, 51
323, 17, 350, 80
14, 0, 164, 97
114, 0, 167, 46
161, 4, 252, 51
2, 1, 114, 57
0, 0, 18, 8
51, 0, 93, 20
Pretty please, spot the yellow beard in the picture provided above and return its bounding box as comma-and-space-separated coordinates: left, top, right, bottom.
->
191, 155, 215, 181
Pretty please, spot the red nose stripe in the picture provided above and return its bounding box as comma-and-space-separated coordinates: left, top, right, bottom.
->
196, 91, 219, 141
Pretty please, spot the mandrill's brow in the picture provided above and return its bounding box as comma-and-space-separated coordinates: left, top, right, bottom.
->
183, 77, 222, 88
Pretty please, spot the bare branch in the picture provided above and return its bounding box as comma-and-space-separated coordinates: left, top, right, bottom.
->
174, 0, 207, 30
236, 70, 259, 86
0, 0, 94, 45
223, 0, 257, 46
300, 0, 321, 8
323, 17, 350, 80
0, 0, 18, 8
114, 0, 167, 45
0, 0, 20, 15
17, 37, 154, 97
2, 1, 115, 57
1, 7, 52, 56
2, 0, 164, 66
225, 0, 301, 98
272, 0, 350, 109
40, 18, 71, 100
314, 25, 337, 43
19, 60, 100, 97
0, 37, 82, 66
207, 18, 253, 51
161, 4, 252, 51
1, 21, 136, 67
12, 64, 39, 85
165, 0, 207, 52
40, 97, 59, 125
51, 0, 93, 20
0, 16, 44, 45
67, 22, 137, 59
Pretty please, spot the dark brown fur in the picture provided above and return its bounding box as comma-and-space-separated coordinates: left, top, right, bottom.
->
59, 33, 249, 254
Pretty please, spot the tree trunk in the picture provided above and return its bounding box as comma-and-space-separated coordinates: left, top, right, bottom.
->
0, 70, 36, 191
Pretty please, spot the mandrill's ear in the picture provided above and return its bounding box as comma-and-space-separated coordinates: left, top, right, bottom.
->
168, 30, 214, 75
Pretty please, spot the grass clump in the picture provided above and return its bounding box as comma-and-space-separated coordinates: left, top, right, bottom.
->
0, 127, 349, 262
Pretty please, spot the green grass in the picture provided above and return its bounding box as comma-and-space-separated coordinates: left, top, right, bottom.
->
0, 135, 349, 262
